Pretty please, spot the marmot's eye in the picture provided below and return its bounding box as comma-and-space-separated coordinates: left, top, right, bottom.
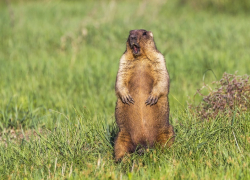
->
143, 32, 147, 36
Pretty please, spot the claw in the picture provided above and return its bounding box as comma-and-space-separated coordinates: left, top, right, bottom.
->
124, 96, 129, 105
129, 95, 135, 104
148, 97, 152, 105
121, 94, 134, 105
153, 97, 158, 105
145, 96, 152, 105
149, 98, 153, 105
146, 95, 158, 106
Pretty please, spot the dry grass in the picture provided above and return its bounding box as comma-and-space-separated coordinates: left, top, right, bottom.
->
189, 72, 250, 120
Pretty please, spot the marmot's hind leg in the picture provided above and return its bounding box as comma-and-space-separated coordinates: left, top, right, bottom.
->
114, 131, 134, 161
156, 125, 175, 148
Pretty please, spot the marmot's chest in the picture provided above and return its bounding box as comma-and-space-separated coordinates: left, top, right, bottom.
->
128, 60, 154, 93
131, 59, 152, 73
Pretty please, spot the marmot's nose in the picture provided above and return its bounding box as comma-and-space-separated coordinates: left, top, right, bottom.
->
130, 35, 137, 40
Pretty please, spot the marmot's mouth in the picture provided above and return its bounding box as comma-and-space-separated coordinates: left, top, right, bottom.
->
132, 44, 140, 55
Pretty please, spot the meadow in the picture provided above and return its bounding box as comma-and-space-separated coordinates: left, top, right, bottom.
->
0, 0, 250, 179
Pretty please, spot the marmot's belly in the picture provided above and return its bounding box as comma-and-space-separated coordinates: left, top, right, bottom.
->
127, 75, 161, 146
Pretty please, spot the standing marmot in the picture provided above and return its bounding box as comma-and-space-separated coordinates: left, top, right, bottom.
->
114, 29, 175, 161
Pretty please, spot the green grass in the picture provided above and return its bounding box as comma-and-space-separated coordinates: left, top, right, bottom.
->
0, 0, 250, 179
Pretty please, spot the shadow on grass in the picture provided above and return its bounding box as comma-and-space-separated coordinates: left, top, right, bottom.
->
108, 122, 119, 147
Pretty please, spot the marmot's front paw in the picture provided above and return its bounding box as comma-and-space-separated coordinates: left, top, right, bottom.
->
121, 94, 134, 105
145, 95, 158, 106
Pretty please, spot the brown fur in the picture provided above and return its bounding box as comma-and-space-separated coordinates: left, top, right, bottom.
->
114, 29, 175, 161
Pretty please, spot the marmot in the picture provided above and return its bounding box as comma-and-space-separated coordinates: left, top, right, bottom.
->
114, 29, 175, 161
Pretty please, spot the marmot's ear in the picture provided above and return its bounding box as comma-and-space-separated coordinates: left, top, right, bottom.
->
148, 31, 153, 37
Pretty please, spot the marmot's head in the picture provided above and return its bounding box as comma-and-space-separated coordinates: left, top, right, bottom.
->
127, 29, 157, 56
